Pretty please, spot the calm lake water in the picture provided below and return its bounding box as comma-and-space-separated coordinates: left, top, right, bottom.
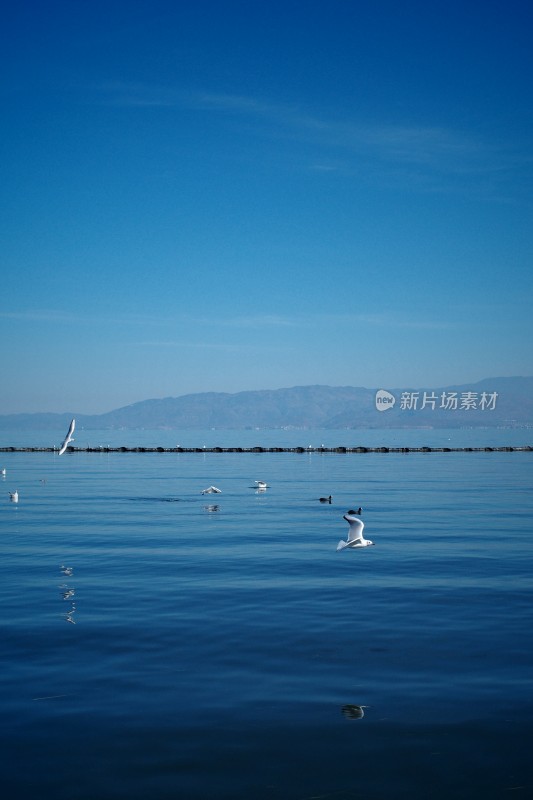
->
1, 429, 532, 799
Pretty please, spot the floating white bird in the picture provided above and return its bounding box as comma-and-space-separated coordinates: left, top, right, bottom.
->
60, 565, 74, 576
201, 486, 222, 494
9, 490, 18, 503
254, 481, 269, 489
337, 511, 374, 550
1, 468, 6, 477
58, 418, 76, 455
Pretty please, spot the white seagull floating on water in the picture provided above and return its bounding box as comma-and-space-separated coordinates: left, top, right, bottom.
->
201, 486, 222, 494
337, 511, 374, 550
9, 490, 19, 503
58, 418, 76, 455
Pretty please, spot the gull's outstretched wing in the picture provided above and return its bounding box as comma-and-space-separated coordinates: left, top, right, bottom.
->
337, 538, 350, 551
343, 515, 365, 543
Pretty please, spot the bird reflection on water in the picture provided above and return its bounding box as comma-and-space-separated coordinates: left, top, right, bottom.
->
59, 566, 76, 624
341, 704, 368, 720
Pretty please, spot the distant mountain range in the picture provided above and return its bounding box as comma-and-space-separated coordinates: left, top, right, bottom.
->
1, 377, 532, 431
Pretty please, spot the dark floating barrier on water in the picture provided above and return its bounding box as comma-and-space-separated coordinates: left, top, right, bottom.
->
0, 445, 532, 454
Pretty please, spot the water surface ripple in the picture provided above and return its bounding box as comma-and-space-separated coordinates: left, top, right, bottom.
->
1, 432, 532, 799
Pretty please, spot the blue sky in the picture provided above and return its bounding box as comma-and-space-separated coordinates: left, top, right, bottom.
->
2, 0, 532, 414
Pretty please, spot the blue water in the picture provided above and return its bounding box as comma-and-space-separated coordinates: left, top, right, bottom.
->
1, 430, 532, 799
1, 425, 532, 450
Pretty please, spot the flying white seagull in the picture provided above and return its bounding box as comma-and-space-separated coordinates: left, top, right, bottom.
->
337, 511, 374, 550
201, 486, 222, 494
58, 419, 76, 455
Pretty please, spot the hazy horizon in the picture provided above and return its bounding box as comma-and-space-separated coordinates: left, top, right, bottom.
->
0, 375, 530, 421
2, 1, 532, 414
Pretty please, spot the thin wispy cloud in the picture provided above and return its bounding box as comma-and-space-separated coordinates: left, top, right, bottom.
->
94, 83, 523, 190
0, 309, 176, 328
211, 314, 307, 329
134, 340, 291, 353
0, 308, 307, 331
193, 91, 517, 181
0, 310, 77, 323
94, 81, 178, 107
181, 311, 453, 331
190, 90, 486, 171
318, 311, 458, 331
0, 307, 473, 334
